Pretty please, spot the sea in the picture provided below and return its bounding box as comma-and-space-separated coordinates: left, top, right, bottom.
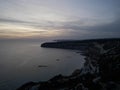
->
0, 40, 85, 90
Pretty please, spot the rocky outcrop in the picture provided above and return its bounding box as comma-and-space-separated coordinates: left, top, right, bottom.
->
17, 38, 120, 90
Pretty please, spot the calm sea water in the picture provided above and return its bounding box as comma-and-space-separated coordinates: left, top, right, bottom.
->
0, 40, 85, 90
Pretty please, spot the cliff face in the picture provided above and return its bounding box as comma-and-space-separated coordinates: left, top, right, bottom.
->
17, 39, 120, 90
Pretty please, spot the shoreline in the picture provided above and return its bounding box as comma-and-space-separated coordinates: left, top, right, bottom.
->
17, 38, 120, 90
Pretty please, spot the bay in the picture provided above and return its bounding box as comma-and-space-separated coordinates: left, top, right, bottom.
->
0, 40, 85, 90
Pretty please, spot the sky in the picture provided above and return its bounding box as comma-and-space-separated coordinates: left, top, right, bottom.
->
0, 0, 120, 40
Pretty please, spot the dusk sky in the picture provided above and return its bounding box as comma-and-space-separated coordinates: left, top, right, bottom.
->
0, 0, 120, 40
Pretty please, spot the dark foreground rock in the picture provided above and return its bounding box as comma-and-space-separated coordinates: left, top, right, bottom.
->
17, 38, 120, 90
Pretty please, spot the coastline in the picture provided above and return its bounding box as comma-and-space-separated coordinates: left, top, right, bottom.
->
17, 38, 120, 90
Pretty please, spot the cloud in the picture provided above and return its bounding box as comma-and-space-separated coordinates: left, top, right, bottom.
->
0, 18, 34, 25
83, 18, 120, 37
0, 14, 120, 39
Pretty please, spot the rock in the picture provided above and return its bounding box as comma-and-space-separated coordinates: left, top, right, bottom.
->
38, 65, 48, 68
72, 69, 81, 76
56, 59, 60, 61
